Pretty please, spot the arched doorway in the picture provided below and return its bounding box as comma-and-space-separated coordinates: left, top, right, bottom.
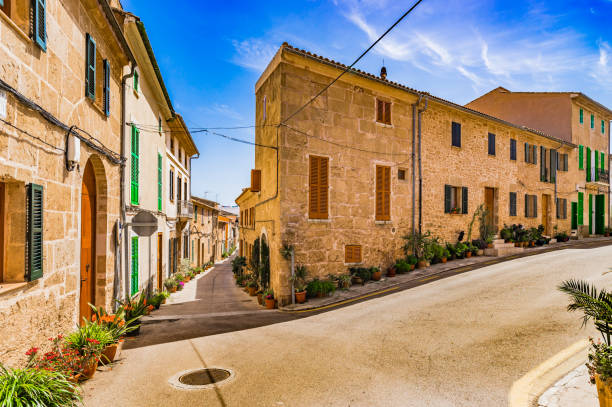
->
79, 160, 96, 323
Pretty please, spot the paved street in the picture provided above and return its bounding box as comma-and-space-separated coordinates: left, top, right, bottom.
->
82, 246, 611, 406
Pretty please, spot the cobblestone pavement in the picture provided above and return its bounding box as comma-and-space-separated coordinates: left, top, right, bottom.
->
538, 365, 598, 407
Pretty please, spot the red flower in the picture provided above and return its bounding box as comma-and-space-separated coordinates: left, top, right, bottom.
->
25, 347, 39, 356
86, 338, 100, 345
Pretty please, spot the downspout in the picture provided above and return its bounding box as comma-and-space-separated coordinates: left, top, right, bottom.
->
417, 97, 428, 235
121, 64, 137, 301
411, 94, 423, 240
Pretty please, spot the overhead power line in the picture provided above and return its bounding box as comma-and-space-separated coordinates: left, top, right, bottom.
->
281, 0, 424, 124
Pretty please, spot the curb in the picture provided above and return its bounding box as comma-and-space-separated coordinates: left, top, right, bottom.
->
509, 339, 588, 407
279, 238, 612, 314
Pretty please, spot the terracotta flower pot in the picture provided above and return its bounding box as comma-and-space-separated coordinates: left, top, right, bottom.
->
410, 264, 415, 271
100, 343, 118, 365
387, 267, 396, 277
371, 270, 382, 281
487, 243, 493, 248
162, 298, 166, 304
68, 373, 81, 383
530, 241, 535, 247
257, 293, 263, 305
265, 298, 276, 309
295, 290, 306, 304
352, 276, 363, 285
441, 257, 447, 263
170, 286, 177, 293
595, 374, 612, 407
81, 359, 98, 380
417, 260, 427, 269
248, 286, 257, 296
466, 252, 472, 258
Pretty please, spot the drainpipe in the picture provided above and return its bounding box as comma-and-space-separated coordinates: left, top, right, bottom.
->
417, 97, 428, 235
121, 64, 137, 301
411, 94, 423, 239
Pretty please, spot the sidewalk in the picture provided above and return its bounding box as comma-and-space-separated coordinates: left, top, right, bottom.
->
281, 236, 612, 312
537, 365, 598, 407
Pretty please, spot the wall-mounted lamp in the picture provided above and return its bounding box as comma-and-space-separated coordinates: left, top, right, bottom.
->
66, 132, 80, 171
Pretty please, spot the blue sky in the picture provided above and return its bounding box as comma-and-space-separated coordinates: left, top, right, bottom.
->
121, 0, 612, 205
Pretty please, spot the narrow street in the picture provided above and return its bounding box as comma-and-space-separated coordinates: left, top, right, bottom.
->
124, 259, 299, 349
82, 245, 611, 406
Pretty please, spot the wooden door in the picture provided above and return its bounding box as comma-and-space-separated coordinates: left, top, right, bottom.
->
542, 195, 549, 235
80, 161, 96, 324
484, 187, 495, 230
0, 183, 4, 281
157, 233, 163, 290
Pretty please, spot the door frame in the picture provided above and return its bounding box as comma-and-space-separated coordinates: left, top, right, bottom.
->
157, 232, 163, 290
541, 194, 550, 236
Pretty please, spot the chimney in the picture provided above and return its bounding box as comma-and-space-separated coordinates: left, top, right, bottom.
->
380, 66, 387, 80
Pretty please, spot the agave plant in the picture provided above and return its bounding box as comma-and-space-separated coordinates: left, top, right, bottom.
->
558, 279, 612, 345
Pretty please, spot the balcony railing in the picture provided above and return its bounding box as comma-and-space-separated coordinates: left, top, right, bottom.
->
177, 200, 193, 220
588, 169, 609, 184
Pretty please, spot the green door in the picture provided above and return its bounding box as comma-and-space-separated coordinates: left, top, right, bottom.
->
589, 194, 593, 235
596, 194, 605, 235
571, 202, 578, 229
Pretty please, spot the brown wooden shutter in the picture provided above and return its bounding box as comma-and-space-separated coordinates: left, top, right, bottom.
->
384, 102, 391, 124
309, 156, 328, 219
345, 245, 362, 263
376, 99, 383, 123
376, 166, 391, 220
251, 169, 261, 192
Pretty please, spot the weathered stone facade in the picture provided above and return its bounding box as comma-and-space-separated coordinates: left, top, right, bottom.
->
236, 44, 611, 305
0, 0, 131, 365
190, 197, 218, 267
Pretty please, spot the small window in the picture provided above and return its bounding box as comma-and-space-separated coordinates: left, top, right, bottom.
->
169, 169, 174, 201
376, 99, 391, 125
398, 169, 406, 180
556, 198, 567, 219
509, 192, 517, 216
345, 245, 362, 264
524, 143, 537, 164
557, 153, 568, 172
488, 133, 495, 156
1, 0, 33, 40
444, 185, 468, 214
602, 120, 606, 134
451, 122, 461, 147
525, 194, 537, 218
579, 108, 584, 124
591, 114, 594, 129
510, 139, 516, 161
251, 169, 261, 192
177, 176, 182, 201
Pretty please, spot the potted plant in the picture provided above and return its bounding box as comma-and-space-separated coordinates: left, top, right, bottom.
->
263, 289, 275, 309
65, 322, 112, 379
307, 279, 322, 298
486, 236, 493, 248
403, 231, 434, 269
290, 265, 308, 304
559, 279, 612, 407
0, 364, 81, 405
164, 277, 177, 293
338, 274, 352, 289
26, 335, 86, 383
406, 255, 417, 270
321, 280, 336, 296
247, 279, 258, 296
89, 304, 138, 364
115, 293, 149, 336
370, 267, 382, 281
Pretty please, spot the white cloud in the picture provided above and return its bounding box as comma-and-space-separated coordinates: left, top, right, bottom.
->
230, 39, 277, 72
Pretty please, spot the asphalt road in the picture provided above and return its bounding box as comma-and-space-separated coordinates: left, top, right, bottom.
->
83, 245, 612, 406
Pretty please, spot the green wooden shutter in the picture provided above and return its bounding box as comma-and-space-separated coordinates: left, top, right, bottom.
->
591, 114, 595, 129
133, 71, 139, 91
533, 195, 537, 218
571, 202, 577, 229
549, 149, 556, 183
158, 157, 163, 210
532, 145, 537, 165
540, 146, 547, 181
131, 236, 138, 295
0, 0, 4, 7
34, 0, 46, 51
26, 184, 44, 281
579, 145, 584, 170
85, 34, 96, 99
578, 192, 584, 225
510, 139, 516, 161
603, 120, 606, 134
461, 187, 468, 214
444, 185, 451, 213
595, 150, 599, 181
589, 194, 593, 234
524, 143, 529, 162
586, 147, 591, 182
596, 195, 605, 234
580, 109, 583, 124
130, 126, 139, 205
524, 194, 528, 217
103, 60, 110, 116
601, 152, 605, 171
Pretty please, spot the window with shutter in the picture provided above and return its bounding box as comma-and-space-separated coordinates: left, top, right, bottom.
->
444, 185, 451, 213
580, 109, 583, 124
103, 59, 110, 116
34, 0, 46, 51
603, 120, 606, 134
549, 149, 557, 183
532, 145, 537, 165
578, 192, 584, 225
461, 187, 468, 214
177, 176, 181, 201
157, 154, 162, 211
130, 126, 139, 205
251, 169, 261, 192
85, 34, 96, 100
595, 150, 599, 181
375, 165, 390, 221
26, 183, 44, 281
309, 156, 329, 219
451, 122, 461, 147
169, 169, 174, 201
376, 99, 391, 125
579, 145, 584, 169
398, 169, 406, 180
345, 245, 362, 264
591, 114, 594, 129
488, 133, 495, 156
133, 71, 139, 92
509, 192, 517, 216
510, 139, 516, 161
131, 236, 138, 295
586, 147, 592, 182
524, 142, 529, 162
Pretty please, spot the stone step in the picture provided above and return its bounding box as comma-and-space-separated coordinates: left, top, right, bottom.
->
492, 239, 505, 245
491, 242, 516, 249
484, 246, 524, 257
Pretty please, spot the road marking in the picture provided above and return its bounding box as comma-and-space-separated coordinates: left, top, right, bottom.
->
508, 339, 588, 407
419, 275, 440, 282
284, 286, 400, 313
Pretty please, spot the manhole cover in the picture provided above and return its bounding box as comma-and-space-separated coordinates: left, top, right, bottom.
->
179, 368, 230, 385
169, 367, 235, 390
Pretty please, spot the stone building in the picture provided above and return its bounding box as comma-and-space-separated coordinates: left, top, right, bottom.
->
0, 0, 133, 364
112, 5, 198, 296
236, 43, 611, 305
190, 196, 218, 267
